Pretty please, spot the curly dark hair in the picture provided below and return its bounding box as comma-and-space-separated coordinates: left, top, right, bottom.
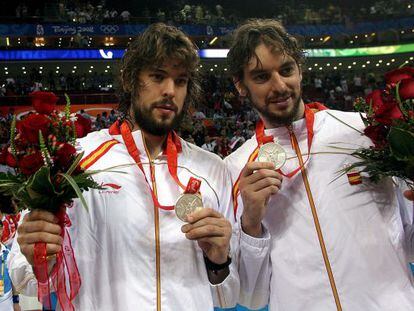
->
118, 23, 201, 116
227, 19, 305, 83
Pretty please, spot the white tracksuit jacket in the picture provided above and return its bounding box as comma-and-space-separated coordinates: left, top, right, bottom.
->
225, 109, 414, 311
9, 128, 240, 311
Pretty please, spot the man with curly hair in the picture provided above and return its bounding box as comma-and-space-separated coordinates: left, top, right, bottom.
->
12, 24, 239, 310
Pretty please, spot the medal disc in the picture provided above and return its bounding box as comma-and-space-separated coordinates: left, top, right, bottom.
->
257, 142, 287, 169
175, 193, 204, 222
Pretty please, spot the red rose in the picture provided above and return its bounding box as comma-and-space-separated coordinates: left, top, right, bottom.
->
19, 151, 44, 175
74, 114, 92, 138
55, 143, 77, 170
19, 114, 51, 144
366, 90, 403, 125
5, 151, 17, 168
399, 78, 414, 101
29, 91, 58, 114
384, 67, 414, 85
364, 124, 389, 148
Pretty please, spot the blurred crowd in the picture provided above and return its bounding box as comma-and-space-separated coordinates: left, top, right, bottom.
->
4, 0, 414, 26
0, 68, 385, 158
273, 0, 414, 25
0, 69, 114, 97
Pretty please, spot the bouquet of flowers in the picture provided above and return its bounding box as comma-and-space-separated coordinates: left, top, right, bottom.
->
0, 91, 97, 310
345, 66, 414, 188
0, 92, 95, 212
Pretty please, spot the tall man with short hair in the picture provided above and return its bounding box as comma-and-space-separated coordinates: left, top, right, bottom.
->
225, 19, 414, 310
12, 23, 239, 310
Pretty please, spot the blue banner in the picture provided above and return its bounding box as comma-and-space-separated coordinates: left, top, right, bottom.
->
0, 16, 412, 37
0, 49, 125, 60
0, 23, 235, 37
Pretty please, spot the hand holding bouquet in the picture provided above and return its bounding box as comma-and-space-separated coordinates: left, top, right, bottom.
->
0, 91, 96, 311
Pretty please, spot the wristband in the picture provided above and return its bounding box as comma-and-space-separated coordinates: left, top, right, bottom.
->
12, 295, 19, 304
204, 255, 232, 272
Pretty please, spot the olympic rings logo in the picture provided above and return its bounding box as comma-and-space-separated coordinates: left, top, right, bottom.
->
100, 25, 120, 34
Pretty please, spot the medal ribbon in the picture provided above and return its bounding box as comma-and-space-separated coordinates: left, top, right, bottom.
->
120, 122, 199, 210
185, 177, 202, 194
255, 105, 315, 178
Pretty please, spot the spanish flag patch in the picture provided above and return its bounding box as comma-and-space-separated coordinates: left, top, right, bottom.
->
80, 139, 120, 170
347, 170, 362, 185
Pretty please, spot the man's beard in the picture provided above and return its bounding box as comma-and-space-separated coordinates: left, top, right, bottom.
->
247, 90, 302, 126
132, 99, 186, 136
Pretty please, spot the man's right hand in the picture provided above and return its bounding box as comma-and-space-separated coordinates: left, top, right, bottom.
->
17, 210, 63, 266
239, 162, 283, 237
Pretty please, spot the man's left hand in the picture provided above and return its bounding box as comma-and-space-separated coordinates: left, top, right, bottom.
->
181, 208, 231, 265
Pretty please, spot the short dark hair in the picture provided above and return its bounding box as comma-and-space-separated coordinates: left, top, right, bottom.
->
227, 19, 305, 83
118, 23, 201, 115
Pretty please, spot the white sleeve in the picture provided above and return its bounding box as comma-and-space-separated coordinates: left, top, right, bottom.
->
210, 165, 240, 309
7, 213, 38, 296
237, 220, 271, 309
210, 224, 240, 309
396, 180, 414, 262
224, 154, 272, 310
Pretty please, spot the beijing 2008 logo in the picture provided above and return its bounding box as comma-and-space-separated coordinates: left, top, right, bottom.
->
100, 25, 120, 34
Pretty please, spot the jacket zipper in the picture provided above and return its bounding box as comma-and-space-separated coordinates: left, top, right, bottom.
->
142, 134, 162, 311
288, 126, 342, 311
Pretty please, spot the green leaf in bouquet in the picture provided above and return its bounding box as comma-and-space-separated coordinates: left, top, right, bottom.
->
64, 93, 71, 119
64, 93, 72, 141
26, 166, 61, 197
0, 172, 25, 198
0, 172, 21, 185
59, 173, 89, 212
359, 112, 369, 127
388, 127, 414, 161
395, 82, 402, 105
10, 116, 17, 157
394, 82, 411, 119
367, 99, 374, 117
39, 131, 53, 166
66, 152, 84, 176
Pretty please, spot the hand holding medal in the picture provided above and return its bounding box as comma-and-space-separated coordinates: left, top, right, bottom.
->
238, 161, 283, 237
239, 107, 316, 237
181, 207, 232, 268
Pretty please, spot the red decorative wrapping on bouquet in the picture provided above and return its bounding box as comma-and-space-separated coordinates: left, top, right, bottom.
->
33, 205, 81, 311
33, 242, 52, 309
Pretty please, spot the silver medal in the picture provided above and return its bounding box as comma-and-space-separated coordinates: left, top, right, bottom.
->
257, 142, 287, 169
175, 193, 204, 222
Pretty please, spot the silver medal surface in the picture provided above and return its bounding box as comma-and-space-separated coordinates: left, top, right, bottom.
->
257, 142, 287, 169
175, 193, 204, 222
